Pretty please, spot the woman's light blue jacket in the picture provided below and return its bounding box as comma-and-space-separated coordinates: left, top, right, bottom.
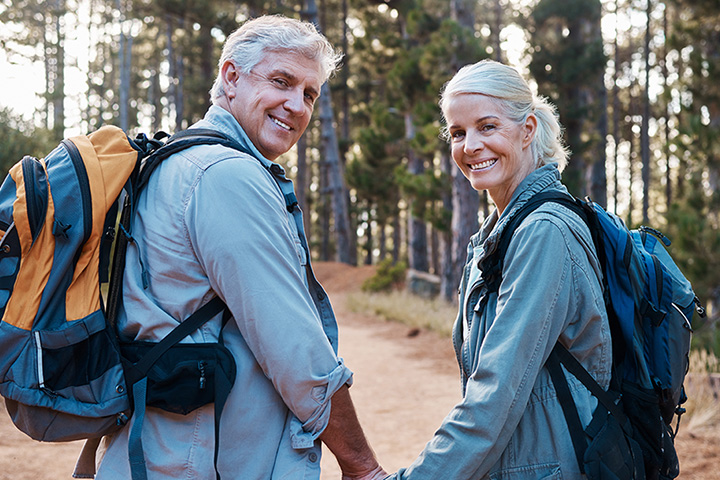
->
392, 163, 612, 480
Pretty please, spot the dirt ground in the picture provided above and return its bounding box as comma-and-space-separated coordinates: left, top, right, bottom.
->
0, 261, 717, 479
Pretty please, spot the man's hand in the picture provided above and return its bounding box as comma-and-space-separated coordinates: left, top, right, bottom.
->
320, 385, 385, 479
341, 464, 388, 480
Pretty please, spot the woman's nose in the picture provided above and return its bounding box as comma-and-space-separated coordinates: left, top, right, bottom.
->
464, 131, 484, 153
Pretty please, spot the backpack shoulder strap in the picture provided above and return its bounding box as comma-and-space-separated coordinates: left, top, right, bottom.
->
136, 128, 253, 195
479, 191, 620, 471
136, 128, 298, 213
480, 191, 590, 293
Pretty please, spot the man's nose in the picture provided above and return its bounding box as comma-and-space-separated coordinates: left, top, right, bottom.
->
284, 89, 306, 114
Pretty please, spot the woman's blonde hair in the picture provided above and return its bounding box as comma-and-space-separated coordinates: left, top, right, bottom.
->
439, 59, 569, 171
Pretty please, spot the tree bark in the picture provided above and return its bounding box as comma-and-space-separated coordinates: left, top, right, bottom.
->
439, 151, 456, 302
52, 0, 66, 137
641, 0, 652, 223
405, 114, 429, 273
305, 0, 354, 264
296, 133, 311, 238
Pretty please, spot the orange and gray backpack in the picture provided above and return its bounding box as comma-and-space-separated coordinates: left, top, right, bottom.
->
0, 125, 257, 479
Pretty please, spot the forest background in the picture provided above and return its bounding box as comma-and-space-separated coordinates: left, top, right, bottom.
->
1, 0, 719, 360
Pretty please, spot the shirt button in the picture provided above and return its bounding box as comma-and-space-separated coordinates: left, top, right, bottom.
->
309, 452, 318, 463
317, 291, 325, 300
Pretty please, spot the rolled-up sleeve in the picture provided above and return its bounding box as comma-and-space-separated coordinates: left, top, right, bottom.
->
184, 151, 352, 441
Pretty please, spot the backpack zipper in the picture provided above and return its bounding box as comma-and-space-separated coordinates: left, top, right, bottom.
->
198, 361, 207, 389
61, 140, 93, 246
20, 156, 48, 245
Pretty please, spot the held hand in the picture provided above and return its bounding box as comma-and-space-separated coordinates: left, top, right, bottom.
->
341, 465, 389, 480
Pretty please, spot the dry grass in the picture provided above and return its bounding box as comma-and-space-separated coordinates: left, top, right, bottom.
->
346, 289, 458, 338
689, 348, 720, 374
683, 349, 720, 432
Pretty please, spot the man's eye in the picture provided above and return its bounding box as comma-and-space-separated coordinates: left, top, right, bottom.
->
272, 78, 289, 87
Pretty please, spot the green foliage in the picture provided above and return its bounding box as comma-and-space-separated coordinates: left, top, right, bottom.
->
664, 173, 720, 355
0, 108, 57, 176
528, 0, 605, 197
663, 1, 720, 353
394, 163, 451, 231
361, 258, 407, 292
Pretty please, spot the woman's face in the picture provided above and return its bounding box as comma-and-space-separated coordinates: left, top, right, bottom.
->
445, 93, 537, 213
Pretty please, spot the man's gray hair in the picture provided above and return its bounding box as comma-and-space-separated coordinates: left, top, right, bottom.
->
439, 59, 569, 171
209, 15, 343, 103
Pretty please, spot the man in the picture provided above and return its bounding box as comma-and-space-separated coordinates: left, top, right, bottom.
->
95, 15, 386, 480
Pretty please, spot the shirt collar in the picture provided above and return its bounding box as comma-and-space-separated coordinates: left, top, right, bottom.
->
195, 105, 277, 172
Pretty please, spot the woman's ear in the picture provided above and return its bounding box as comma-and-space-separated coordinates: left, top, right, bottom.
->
522, 113, 538, 149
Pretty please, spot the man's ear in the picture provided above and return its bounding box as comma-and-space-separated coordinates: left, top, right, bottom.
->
221, 61, 239, 100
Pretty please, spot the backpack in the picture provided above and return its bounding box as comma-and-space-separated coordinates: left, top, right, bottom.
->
480, 191, 706, 480
0, 125, 268, 479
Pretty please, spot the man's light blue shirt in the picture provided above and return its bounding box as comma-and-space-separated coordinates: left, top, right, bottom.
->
96, 106, 353, 479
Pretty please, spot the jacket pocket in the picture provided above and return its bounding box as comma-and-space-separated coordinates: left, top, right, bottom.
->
489, 463, 562, 480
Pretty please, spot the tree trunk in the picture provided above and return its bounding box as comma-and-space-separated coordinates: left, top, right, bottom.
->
318, 84, 353, 264
379, 223, 387, 261
119, 32, 131, 131
439, 151, 456, 302
52, 0, 66, 137
296, 133, 311, 238
166, 15, 177, 130
43, 12, 51, 130
200, 22, 214, 118
662, 4, 672, 211
447, 0, 480, 297
320, 161, 331, 261
641, 0, 652, 223
392, 214, 401, 264
175, 16, 185, 130
627, 107, 636, 227
451, 166, 479, 287
405, 114, 429, 272
339, 0, 357, 266
305, 0, 354, 264
493, 0, 503, 62
365, 216, 374, 265
612, 0, 620, 214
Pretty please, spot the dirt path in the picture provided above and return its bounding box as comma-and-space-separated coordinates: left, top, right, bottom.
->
318, 281, 459, 477
0, 262, 717, 479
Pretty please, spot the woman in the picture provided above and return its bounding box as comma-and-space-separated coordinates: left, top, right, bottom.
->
388, 60, 612, 479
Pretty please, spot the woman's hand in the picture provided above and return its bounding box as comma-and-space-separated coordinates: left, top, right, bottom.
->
341, 464, 388, 480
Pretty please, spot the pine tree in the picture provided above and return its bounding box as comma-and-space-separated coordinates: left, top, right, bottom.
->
528, 0, 607, 201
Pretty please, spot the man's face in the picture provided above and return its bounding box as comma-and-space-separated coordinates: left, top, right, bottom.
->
223, 51, 322, 161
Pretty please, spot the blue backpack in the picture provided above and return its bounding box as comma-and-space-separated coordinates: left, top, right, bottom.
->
481, 191, 705, 480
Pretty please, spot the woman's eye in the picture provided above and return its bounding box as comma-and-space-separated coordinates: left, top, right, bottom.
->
481, 124, 496, 132
450, 130, 465, 140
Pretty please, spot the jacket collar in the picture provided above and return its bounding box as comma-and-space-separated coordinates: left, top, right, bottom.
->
196, 105, 288, 177
471, 163, 565, 259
